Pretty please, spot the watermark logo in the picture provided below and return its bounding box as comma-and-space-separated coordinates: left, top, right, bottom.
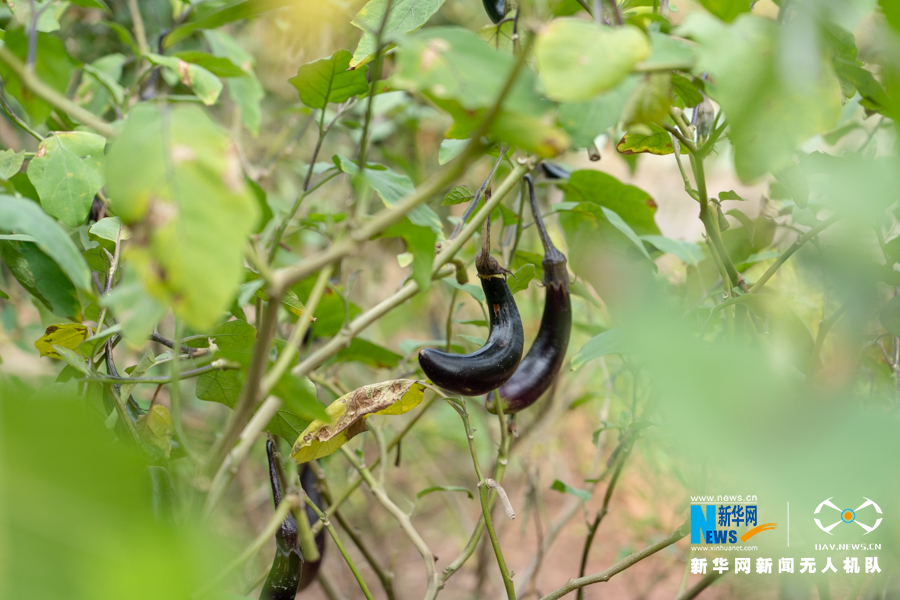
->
814, 497, 882, 535
690, 498, 777, 544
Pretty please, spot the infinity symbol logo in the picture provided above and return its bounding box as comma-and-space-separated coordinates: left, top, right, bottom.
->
814, 497, 882, 535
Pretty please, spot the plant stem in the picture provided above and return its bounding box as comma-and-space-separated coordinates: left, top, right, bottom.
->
674, 571, 723, 600
750, 214, 839, 293
0, 81, 43, 140
0, 46, 117, 137
575, 435, 634, 600
304, 492, 376, 600
537, 522, 689, 600
127, 0, 150, 58
202, 265, 333, 518
86, 360, 238, 384
445, 398, 516, 599
343, 447, 441, 600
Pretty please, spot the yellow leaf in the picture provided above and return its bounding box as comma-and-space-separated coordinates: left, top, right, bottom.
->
291, 379, 426, 464
34, 323, 89, 358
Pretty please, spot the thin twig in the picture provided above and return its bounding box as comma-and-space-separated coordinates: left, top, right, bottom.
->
304, 491, 376, 600
750, 215, 840, 293
445, 397, 516, 599
0, 46, 117, 137
537, 522, 689, 600
343, 447, 440, 600
85, 360, 238, 384
674, 571, 724, 600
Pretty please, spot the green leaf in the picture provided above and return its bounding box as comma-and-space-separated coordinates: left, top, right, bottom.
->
0, 195, 92, 291
173, 51, 247, 77
272, 373, 329, 423
69, 0, 110, 9
196, 320, 256, 407
337, 157, 443, 236
384, 219, 437, 292
291, 380, 426, 463
164, 0, 294, 49
99, 268, 167, 344
119, 350, 157, 401
571, 328, 630, 371
438, 139, 469, 165
79, 55, 127, 113
558, 77, 638, 148
333, 338, 403, 368
101, 22, 140, 57
27, 132, 106, 227
507, 264, 535, 294
718, 190, 747, 202
9, 0, 60, 33
671, 74, 704, 108
0, 30, 74, 124
880, 295, 900, 338
616, 124, 686, 155
78, 324, 123, 359
350, 0, 448, 66
697, 0, 751, 22
641, 235, 704, 266
106, 104, 259, 331
289, 49, 370, 109
443, 277, 485, 304
534, 20, 650, 102
53, 345, 93, 377
442, 185, 475, 206
639, 32, 696, 71
550, 479, 591, 502
205, 30, 265, 136
561, 170, 659, 236
392, 27, 569, 157
267, 410, 313, 443
601, 207, 654, 264
416, 485, 474, 500
0, 150, 26, 180
621, 73, 671, 127
677, 13, 842, 181
145, 53, 223, 105
0, 240, 82, 318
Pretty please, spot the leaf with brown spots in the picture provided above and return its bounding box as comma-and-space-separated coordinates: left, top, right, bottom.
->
34, 323, 89, 358
291, 380, 426, 464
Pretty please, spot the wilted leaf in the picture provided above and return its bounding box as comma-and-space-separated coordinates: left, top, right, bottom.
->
291, 380, 426, 463
34, 324, 89, 359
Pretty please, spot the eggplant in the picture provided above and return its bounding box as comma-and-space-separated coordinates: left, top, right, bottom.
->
487, 174, 571, 414
418, 214, 524, 396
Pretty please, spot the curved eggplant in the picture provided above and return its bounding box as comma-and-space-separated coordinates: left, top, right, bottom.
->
260, 440, 303, 600
418, 216, 524, 396
487, 174, 570, 414
482, 0, 505, 23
